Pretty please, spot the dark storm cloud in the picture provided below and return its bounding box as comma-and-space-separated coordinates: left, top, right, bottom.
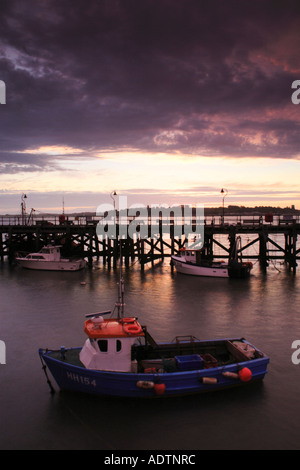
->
1, 0, 300, 173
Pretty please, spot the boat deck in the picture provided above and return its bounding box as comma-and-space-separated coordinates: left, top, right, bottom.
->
44, 338, 265, 374
133, 338, 262, 371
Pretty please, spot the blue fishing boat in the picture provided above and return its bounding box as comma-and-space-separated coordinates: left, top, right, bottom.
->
39, 265, 269, 398
39, 334, 269, 398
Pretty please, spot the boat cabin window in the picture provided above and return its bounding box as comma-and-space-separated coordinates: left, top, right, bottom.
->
96, 339, 123, 353
97, 339, 108, 352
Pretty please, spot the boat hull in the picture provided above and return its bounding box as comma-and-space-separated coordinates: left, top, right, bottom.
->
171, 257, 229, 278
39, 341, 269, 398
16, 259, 86, 271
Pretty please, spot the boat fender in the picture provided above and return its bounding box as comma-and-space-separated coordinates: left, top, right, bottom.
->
154, 383, 166, 395
136, 381, 155, 390
202, 377, 218, 385
238, 367, 252, 382
222, 372, 239, 379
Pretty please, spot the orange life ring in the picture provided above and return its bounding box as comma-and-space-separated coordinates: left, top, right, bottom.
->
124, 324, 142, 335
122, 317, 136, 324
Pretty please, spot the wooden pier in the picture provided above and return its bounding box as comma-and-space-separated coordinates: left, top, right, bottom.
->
0, 211, 300, 274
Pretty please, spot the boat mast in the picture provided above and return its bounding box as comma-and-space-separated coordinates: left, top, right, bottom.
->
112, 191, 125, 319
116, 239, 125, 319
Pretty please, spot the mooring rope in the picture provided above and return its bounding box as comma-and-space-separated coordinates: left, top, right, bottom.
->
39, 352, 56, 395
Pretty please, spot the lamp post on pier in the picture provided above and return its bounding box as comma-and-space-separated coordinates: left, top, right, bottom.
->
220, 188, 228, 225
110, 190, 117, 210
21, 194, 27, 225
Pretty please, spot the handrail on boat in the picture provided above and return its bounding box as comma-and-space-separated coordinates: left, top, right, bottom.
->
171, 335, 200, 344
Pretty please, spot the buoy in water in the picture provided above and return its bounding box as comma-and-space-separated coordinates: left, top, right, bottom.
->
238, 367, 252, 382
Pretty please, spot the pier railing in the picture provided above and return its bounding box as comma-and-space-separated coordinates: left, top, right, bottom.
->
0, 213, 299, 227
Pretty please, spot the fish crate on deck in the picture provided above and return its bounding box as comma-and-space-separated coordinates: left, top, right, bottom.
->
200, 353, 218, 369
175, 354, 203, 371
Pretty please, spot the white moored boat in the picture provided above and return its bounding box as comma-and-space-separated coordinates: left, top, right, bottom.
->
171, 237, 253, 279
172, 249, 229, 278
16, 245, 86, 271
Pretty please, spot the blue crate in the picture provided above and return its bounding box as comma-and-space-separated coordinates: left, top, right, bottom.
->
175, 354, 203, 371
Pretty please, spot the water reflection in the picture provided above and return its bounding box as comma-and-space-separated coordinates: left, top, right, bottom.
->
1, 258, 300, 449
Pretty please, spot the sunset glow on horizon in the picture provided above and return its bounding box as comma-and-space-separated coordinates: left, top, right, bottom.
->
1, 148, 300, 214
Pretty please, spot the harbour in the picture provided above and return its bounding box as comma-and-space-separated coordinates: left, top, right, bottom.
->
1, 0, 300, 453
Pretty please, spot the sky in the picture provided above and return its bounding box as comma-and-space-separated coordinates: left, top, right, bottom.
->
1, 0, 300, 214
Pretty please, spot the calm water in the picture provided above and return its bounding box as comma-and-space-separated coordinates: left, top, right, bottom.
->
1, 256, 300, 450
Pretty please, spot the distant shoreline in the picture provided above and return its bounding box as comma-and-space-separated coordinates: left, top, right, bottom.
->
205, 205, 299, 216
1, 205, 299, 218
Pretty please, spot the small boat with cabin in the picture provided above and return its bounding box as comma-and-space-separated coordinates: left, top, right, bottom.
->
16, 245, 86, 271
171, 236, 253, 279
39, 259, 269, 398
172, 249, 229, 278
